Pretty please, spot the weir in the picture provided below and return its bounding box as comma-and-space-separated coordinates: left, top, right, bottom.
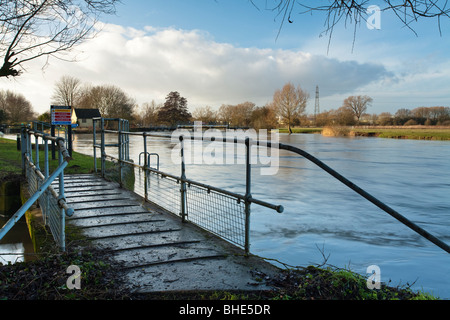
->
58, 173, 280, 292
92, 118, 283, 255
92, 118, 450, 255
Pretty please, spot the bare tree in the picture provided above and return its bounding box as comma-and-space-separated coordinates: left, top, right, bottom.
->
333, 106, 358, 126
272, 82, 309, 134
0, 0, 118, 78
342, 95, 373, 123
233, 102, 255, 127
217, 104, 234, 126
51, 75, 81, 106
76, 84, 136, 120
378, 112, 393, 125
139, 100, 161, 127
394, 108, 413, 125
192, 105, 217, 124
0, 89, 36, 123
215, 102, 256, 127
250, 105, 278, 129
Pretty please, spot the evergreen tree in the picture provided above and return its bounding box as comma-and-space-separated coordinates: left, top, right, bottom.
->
157, 91, 191, 125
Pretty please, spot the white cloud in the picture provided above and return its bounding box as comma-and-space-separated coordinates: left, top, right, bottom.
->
1, 23, 393, 115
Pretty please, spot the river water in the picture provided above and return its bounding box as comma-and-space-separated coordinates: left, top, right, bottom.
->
3, 131, 449, 297
3, 130, 445, 297
70, 131, 450, 299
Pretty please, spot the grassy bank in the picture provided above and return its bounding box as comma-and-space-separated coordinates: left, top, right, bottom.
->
277, 126, 450, 140
0, 137, 439, 300
277, 127, 323, 134
351, 127, 450, 140
0, 137, 96, 180
0, 138, 23, 180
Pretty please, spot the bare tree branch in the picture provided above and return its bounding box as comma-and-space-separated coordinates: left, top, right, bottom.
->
0, 0, 119, 78
251, 1, 450, 48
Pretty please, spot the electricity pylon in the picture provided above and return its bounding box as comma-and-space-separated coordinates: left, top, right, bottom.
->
314, 85, 320, 124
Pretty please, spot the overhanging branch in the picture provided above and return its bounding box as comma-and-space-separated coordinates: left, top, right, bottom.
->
0, 0, 118, 78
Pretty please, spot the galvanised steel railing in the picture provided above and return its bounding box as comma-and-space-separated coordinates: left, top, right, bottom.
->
31, 120, 71, 151
92, 117, 450, 256
0, 126, 74, 251
92, 118, 282, 254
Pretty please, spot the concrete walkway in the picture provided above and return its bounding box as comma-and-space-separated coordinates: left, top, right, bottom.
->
58, 174, 280, 293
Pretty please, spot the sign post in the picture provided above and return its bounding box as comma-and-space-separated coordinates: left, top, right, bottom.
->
51, 106, 73, 157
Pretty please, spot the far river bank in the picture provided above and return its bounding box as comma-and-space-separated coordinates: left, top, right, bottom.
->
278, 126, 450, 140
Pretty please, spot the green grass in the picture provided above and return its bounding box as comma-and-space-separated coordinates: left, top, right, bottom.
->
276, 127, 450, 140
0, 138, 24, 179
277, 127, 323, 134
350, 127, 450, 140
0, 137, 98, 179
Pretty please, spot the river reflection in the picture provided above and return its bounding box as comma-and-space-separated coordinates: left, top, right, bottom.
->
72, 132, 450, 298
0, 216, 35, 264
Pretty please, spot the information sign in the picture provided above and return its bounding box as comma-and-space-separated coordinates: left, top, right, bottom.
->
51, 105, 72, 125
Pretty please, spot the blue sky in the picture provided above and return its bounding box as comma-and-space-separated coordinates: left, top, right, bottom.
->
3, 0, 450, 116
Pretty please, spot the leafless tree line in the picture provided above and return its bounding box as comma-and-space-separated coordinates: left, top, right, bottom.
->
135, 82, 308, 131
2, 75, 449, 128
51, 75, 135, 119
316, 105, 450, 127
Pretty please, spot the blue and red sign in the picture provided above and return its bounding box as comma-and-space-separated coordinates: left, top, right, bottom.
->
51, 105, 72, 125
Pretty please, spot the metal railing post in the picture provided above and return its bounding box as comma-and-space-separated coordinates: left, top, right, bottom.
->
35, 133, 40, 171
24, 129, 30, 178
21, 126, 26, 174
64, 128, 67, 149
44, 135, 49, 225
51, 124, 56, 160
93, 119, 97, 173
121, 119, 126, 161
58, 147, 65, 204
101, 117, 105, 178
143, 134, 148, 201
118, 119, 123, 188
125, 120, 130, 160
28, 129, 33, 164
58, 146, 66, 251
179, 135, 187, 223
34, 134, 40, 207
44, 136, 49, 178
244, 137, 252, 256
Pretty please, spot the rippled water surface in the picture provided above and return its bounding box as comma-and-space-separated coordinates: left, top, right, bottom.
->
73, 132, 450, 298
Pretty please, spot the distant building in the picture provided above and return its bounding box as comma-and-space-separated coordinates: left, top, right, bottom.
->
71, 109, 101, 129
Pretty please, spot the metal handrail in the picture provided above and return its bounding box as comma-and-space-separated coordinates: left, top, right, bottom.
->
274, 142, 450, 254
0, 127, 74, 251
99, 126, 449, 254
139, 152, 160, 170
103, 151, 283, 214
